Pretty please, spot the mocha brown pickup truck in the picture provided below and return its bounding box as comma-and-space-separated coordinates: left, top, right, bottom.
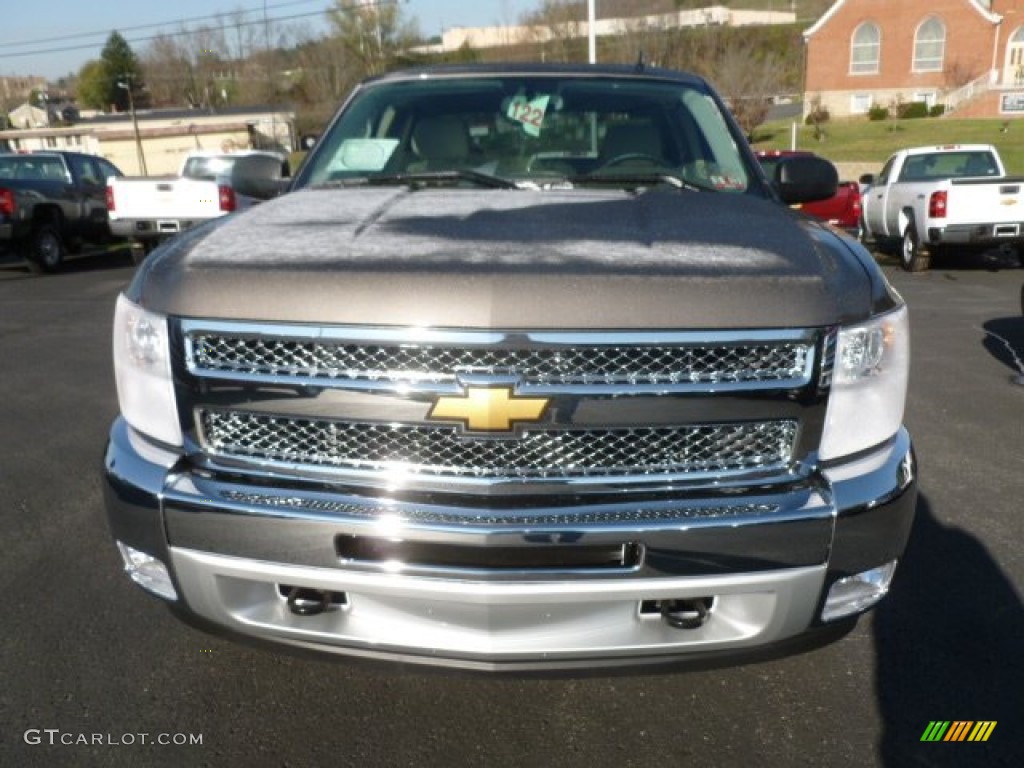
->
103, 64, 917, 670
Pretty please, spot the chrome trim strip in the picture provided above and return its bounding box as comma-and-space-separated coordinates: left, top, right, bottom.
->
213, 488, 784, 528
188, 452, 809, 494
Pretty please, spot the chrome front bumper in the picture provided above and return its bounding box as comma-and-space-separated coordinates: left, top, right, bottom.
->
103, 418, 917, 670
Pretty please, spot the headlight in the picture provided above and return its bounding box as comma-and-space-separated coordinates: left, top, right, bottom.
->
819, 305, 909, 461
113, 294, 182, 447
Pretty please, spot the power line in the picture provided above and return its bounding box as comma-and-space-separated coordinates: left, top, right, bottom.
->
0, 0, 325, 49
0, 9, 331, 60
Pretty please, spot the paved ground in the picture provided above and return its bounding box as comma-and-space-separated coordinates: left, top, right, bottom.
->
0, 248, 1020, 768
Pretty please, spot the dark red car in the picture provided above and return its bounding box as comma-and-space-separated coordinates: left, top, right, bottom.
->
757, 150, 862, 238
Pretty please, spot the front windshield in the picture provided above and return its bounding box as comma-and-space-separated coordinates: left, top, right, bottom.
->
298, 73, 752, 192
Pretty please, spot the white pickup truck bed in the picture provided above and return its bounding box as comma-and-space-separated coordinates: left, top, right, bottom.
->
861, 144, 1024, 271
107, 151, 288, 250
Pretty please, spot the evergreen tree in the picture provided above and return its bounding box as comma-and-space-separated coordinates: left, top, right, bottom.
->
77, 32, 145, 112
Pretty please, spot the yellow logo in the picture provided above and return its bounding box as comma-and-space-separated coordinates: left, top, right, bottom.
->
429, 387, 550, 432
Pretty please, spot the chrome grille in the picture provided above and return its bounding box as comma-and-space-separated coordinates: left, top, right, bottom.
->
200, 410, 798, 480
187, 332, 812, 389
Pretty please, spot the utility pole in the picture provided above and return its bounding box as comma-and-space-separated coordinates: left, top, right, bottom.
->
264, 0, 278, 151
587, 0, 596, 64
118, 75, 147, 176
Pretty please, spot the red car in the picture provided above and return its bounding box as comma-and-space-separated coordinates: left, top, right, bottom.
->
756, 150, 862, 238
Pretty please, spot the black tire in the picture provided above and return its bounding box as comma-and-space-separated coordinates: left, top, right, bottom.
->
900, 224, 930, 272
128, 238, 163, 266
25, 225, 66, 274
129, 241, 147, 266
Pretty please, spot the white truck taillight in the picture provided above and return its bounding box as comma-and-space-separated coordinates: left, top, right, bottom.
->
105, 185, 116, 212
928, 189, 947, 218
113, 294, 182, 447
218, 184, 236, 212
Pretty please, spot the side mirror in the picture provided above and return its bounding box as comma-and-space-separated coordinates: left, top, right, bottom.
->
228, 155, 290, 200
859, 173, 875, 185
773, 155, 838, 205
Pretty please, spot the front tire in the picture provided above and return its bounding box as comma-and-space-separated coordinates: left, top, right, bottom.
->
26, 226, 66, 274
901, 224, 930, 272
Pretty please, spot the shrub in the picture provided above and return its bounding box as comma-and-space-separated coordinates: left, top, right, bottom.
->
867, 104, 889, 121
804, 106, 830, 126
929, 104, 946, 117
897, 101, 930, 119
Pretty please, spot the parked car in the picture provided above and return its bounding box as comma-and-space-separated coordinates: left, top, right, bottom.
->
859, 144, 1024, 271
104, 64, 915, 670
0, 150, 124, 272
106, 150, 290, 258
756, 150, 862, 237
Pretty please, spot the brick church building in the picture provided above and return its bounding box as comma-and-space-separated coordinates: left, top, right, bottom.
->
803, 0, 1024, 118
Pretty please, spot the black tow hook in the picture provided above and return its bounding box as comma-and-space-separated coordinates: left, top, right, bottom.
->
286, 587, 331, 616
661, 598, 712, 630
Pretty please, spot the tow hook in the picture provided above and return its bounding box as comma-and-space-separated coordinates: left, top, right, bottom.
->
286, 587, 331, 616
661, 598, 712, 629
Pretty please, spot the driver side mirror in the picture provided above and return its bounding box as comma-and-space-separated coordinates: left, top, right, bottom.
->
228, 155, 291, 200
773, 155, 838, 205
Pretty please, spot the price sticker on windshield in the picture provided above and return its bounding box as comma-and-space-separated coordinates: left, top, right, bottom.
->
507, 95, 550, 137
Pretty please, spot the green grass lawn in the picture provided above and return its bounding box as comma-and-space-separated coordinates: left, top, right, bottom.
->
751, 117, 1024, 174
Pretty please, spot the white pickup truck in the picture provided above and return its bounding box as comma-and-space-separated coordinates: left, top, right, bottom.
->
860, 144, 1024, 271
107, 150, 289, 255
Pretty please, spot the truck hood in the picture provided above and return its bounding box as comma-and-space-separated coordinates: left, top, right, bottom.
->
131, 185, 872, 329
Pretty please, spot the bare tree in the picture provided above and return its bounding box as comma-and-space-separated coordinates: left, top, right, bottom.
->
327, 0, 419, 79
141, 34, 192, 107
944, 57, 984, 89
522, 0, 585, 63
708, 39, 785, 138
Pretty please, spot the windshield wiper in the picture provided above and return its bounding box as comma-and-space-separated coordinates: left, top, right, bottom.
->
568, 172, 708, 192
310, 169, 520, 190
369, 169, 520, 189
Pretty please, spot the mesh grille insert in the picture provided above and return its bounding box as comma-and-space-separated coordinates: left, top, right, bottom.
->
188, 334, 811, 388
200, 410, 798, 480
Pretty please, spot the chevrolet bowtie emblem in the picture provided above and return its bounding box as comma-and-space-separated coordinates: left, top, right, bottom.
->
429, 387, 550, 432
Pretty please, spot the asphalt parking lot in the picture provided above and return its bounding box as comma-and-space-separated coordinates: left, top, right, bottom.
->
0, 248, 1021, 768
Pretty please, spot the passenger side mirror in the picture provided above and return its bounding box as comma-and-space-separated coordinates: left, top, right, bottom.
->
859, 173, 875, 185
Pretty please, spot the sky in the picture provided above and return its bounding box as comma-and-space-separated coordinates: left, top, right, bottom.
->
0, 0, 535, 80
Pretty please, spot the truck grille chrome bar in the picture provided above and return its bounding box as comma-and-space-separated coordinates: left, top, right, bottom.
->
182, 323, 816, 393
199, 410, 798, 481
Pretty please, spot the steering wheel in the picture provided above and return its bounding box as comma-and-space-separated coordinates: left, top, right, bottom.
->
598, 153, 665, 170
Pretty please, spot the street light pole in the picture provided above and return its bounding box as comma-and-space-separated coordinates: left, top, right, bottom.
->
587, 0, 596, 64
118, 76, 147, 176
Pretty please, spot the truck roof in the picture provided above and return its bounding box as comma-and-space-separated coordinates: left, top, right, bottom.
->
364, 62, 709, 88
900, 144, 996, 155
